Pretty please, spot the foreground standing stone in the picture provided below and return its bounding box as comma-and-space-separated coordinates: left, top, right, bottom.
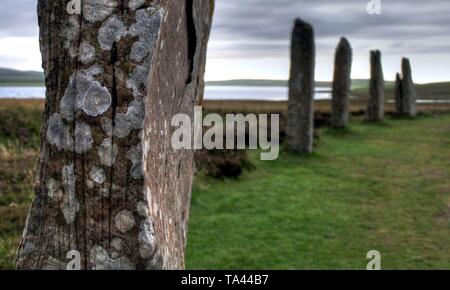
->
365, 50, 385, 121
287, 19, 315, 154
331, 37, 353, 128
16, 0, 213, 270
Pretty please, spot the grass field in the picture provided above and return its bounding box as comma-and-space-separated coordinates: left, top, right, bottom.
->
0, 99, 449, 269
186, 115, 450, 269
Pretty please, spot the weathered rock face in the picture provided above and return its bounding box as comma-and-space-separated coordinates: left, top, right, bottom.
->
394, 58, 417, 117
287, 19, 315, 154
331, 37, 352, 128
365, 50, 385, 121
400, 58, 417, 117
395, 73, 404, 114
16, 0, 212, 270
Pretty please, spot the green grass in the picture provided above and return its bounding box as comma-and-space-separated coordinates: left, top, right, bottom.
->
0, 99, 449, 269
186, 114, 450, 269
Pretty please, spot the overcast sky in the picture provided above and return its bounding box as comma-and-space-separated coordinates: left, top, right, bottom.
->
1, 0, 450, 83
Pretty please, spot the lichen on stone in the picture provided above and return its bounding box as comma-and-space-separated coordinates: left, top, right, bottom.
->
101, 118, 113, 136
113, 100, 145, 138
60, 67, 111, 121
138, 219, 156, 259
127, 143, 143, 180
89, 166, 106, 184
98, 14, 127, 51
83, 0, 117, 23
128, 8, 163, 62
79, 42, 96, 65
98, 137, 119, 167
115, 210, 136, 234
99, 186, 110, 198
46, 113, 74, 151
89, 245, 134, 270
47, 178, 63, 200
63, 16, 81, 58
74, 122, 93, 154
61, 164, 79, 224
127, 58, 152, 98
111, 238, 123, 251
128, 0, 146, 10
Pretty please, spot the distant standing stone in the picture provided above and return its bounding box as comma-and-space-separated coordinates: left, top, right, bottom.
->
287, 18, 315, 154
366, 50, 385, 121
401, 58, 417, 117
395, 73, 404, 114
331, 37, 353, 128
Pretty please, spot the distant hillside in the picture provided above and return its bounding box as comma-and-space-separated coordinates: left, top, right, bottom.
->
0, 68, 44, 86
206, 79, 288, 87
206, 79, 395, 89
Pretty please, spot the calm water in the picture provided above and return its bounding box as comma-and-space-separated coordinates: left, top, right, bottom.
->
0, 87, 46, 99
0, 86, 449, 104
0, 85, 330, 101
204, 86, 332, 101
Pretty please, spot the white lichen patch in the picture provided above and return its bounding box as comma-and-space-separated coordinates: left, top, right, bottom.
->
137, 201, 149, 217
90, 166, 106, 184
46, 113, 74, 151
98, 14, 127, 50
89, 245, 134, 270
113, 113, 132, 139
47, 178, 63, 200
64, 16, 81, 58
127, 58, 151, 98
127, 99, 145, 130
74, 122, 93, 154
111, 238, 123, 251
60, 67, 111, 121
128, 8, 163, 62
98, 137, 119, 167
99, 186, 110, 198
81, 82, 112, 117
61, 164, 79, 224
128, 0, 146, 10
139, 220, 156, 259
101, 118, 113, 136
127, 143, 143, 180
43, 256, 65, 270
113, 100, 145, 138
83, 0, 118, 23
115, 210, 136, 233
79, 42, 96, 64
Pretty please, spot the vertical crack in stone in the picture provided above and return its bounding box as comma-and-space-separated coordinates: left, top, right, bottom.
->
108, 40, 119, 246
185, 0, 197, 84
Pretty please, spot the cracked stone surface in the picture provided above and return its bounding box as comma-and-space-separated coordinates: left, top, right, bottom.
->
366, 50, 385, 122
331, 37, 352, 128
287, 18, 315, 154
17, 0, 213, 270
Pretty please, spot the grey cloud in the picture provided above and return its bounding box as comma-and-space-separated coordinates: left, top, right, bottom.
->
210, 0, 450, 57
0, 0, 38, 37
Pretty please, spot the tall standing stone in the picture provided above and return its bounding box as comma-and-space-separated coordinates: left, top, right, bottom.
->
395, 73, 404, 114
365, 50, 385, 121
287, 19, 315, 154
331, 37, 353, 128
401, 58, 417, 117
16, 0, 213, 270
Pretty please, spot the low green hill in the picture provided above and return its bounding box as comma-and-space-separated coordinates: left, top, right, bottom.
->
0, 68, 44, 86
